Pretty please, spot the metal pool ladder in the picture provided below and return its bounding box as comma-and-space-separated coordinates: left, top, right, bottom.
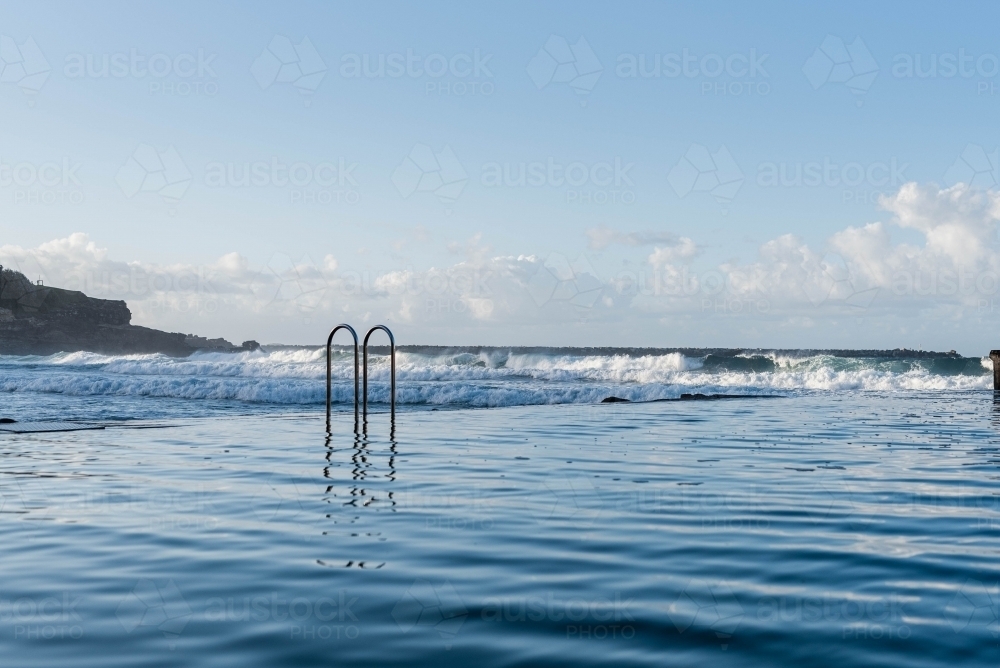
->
326, 324, 395, 425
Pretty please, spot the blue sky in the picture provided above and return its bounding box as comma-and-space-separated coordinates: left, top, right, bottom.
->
2, 1, 1000, 352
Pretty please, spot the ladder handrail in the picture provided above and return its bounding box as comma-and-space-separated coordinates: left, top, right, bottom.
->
362, 325, 395, 416
326, 324, 359, 420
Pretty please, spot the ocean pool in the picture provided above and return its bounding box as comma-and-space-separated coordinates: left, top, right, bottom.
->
0, 391, 998, 666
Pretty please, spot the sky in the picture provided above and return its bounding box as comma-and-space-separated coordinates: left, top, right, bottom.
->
1, 0, 1000, 354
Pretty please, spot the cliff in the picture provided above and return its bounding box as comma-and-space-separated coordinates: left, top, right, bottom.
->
0, 268, 257, 357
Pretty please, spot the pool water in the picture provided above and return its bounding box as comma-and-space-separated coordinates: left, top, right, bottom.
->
0, 392, 998, 666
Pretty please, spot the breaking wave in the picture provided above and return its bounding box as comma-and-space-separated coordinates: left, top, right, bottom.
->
0, 347, 989, 409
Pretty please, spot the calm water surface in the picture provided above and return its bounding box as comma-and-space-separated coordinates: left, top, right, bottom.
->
1, 392, 998, 666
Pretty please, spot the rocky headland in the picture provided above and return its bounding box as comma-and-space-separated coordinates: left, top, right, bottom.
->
0, 268, 257, 357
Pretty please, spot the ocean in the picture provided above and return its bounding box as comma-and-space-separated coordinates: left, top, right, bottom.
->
0, 348, 998, 666
0, 347, 991, 420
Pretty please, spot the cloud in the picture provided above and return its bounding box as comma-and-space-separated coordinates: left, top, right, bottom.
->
0, 233, 255, 299
4, 183, 998, 347
586, 225, 688, 250
647, 238, 699, 267
718, 182, 1000, 310
877, 182, 1000, 268
0, 234, 536, 335
446, 233, 492, 263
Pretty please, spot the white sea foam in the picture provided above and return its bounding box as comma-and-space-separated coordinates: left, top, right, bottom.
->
0, 349, 988, 408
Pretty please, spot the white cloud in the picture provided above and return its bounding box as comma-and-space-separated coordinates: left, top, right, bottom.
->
718, 183, 1000, 311
586, 225, 683, 250
446, 233, 492, 263
647, 238, 698, 267
4, 184, 998, 348
877, 182, 1000, 268
0, 234, 530, 338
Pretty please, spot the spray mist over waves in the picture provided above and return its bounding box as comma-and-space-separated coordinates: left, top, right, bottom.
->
0, 347, 990, 409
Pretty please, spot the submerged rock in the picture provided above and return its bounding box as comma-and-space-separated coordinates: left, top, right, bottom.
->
0, 268, 247, 357
601, 396, 631, 403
